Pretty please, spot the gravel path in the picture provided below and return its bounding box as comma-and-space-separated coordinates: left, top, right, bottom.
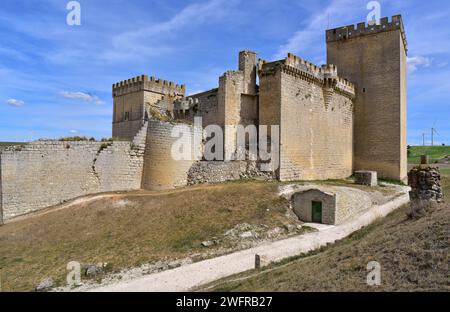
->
90, 188, 410, 292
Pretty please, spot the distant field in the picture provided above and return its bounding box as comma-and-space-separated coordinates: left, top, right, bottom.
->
0, 142, 26, 147
408, 146, 450, 164
441, 168, 450, 176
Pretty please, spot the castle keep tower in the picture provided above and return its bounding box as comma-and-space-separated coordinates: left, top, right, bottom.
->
326, 15, 408, 181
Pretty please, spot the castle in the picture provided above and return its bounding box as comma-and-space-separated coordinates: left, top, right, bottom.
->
113, 14, 407, 183
0, 15, 407, 223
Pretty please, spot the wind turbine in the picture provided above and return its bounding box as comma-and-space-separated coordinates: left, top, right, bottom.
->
422, 132, 427, 146
431, 119, 439, 146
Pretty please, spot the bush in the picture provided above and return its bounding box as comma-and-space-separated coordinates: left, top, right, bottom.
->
59, 136, 89, 142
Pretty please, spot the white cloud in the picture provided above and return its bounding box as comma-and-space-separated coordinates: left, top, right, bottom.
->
69, 130, 79, 134
104, 0, 239, 61
60, 91, 105, 105
407, 56, 432, 73
274, 0, 356, 60
5, 98, 25, 107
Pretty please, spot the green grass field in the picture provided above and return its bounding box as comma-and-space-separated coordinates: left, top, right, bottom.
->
0, 142, 26, 147
408, 146, 450, 164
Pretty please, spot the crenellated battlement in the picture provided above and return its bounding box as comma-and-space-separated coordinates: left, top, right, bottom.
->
334, 77, 355, 98
285, 53, 323, 77
113, 75, 186, 97
321, 64, 338, 79
326, 15, 407, 53
260, 53, 355, 98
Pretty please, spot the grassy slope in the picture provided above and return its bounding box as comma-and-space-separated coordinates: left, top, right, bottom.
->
408, 146, 450, 164
206, 173, 450, 292
0, 181, 301, 291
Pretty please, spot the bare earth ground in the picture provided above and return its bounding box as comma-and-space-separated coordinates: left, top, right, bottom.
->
203, 175, 450, 292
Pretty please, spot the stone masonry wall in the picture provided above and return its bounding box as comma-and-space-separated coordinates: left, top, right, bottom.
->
113, 90, 146, 141
292, 189, 336, 225
187, 160, 273, 185
278, 68, 354, 181
189, 89, 221, 127
219, 71, 244, 159
0, 137, 145, 222
141, 120, 202, 190
113, 119, 144, 142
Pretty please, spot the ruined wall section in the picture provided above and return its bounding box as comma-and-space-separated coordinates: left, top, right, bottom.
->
218, 71, 244, 158
188, 89, 220, 127
0, 136, 146, 222
326, 15, 407, 181
187, 160, 273, 185
141, 120, 202, 190
239, 50, 258, 95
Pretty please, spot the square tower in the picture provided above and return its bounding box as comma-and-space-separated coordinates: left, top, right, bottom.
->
326, 15, 408, 182
112, 75, 185, 141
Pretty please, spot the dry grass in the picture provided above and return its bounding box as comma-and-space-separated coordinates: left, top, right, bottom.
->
205, 174, 450, 292
0, 181, 297, 291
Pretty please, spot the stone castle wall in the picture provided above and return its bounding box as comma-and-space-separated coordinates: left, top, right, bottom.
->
113, 119, 144, 142
259, 55, 354, 181
279, 69, 354, 181
0, 137, 146, 223
141, 120, 202, 190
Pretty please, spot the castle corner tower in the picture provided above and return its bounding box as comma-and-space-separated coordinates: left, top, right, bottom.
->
326, 15, 407, 182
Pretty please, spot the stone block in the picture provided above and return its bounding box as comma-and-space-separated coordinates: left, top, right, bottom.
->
420, 155, 429, 165
355, 170, 378, 187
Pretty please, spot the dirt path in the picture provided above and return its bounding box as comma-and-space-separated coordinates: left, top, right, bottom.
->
88, 189, 410, 292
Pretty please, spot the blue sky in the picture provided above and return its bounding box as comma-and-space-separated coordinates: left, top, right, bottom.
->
0, 0, 448, 144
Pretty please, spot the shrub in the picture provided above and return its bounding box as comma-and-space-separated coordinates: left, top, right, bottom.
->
59, 136, 89, 142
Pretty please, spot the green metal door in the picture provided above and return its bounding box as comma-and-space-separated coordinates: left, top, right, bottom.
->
311, 201, 322, 223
